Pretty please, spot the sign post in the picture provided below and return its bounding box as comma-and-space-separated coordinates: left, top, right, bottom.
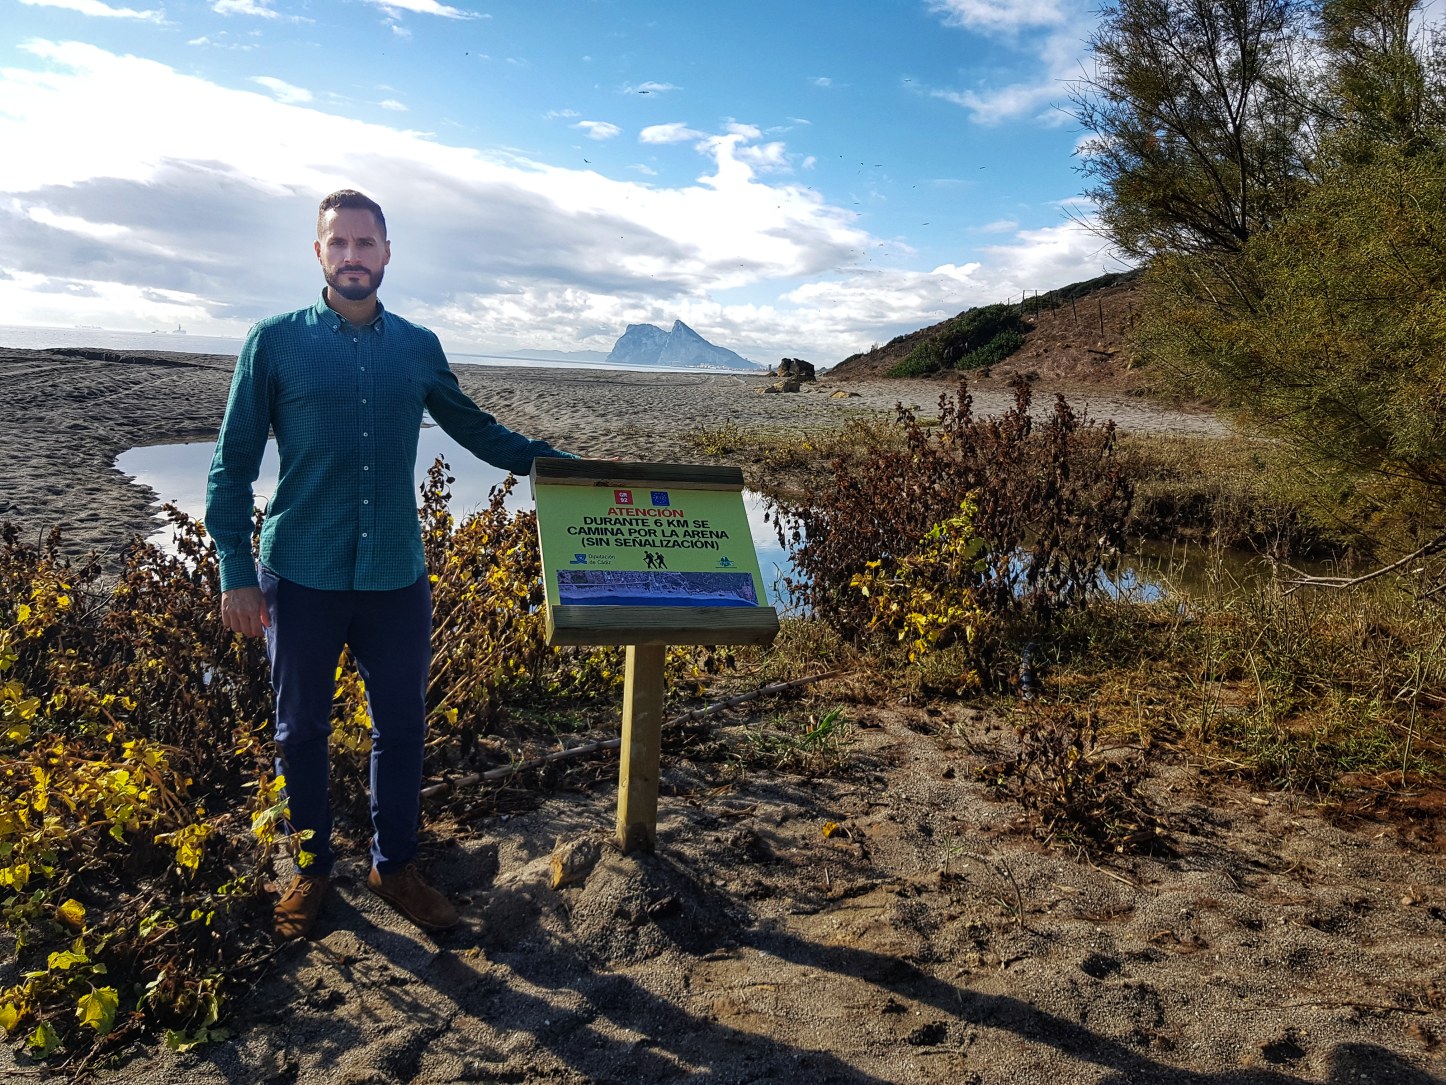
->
531, 458, 780, 854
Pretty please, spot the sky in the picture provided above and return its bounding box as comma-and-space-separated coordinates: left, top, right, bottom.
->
0, 0, 1125, 364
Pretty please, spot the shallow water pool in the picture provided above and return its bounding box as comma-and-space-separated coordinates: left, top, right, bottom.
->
116, 430, 801, 609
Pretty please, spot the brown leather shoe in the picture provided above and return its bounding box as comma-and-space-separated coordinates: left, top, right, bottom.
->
273, 874, 330, 941
367, 862, 460, 932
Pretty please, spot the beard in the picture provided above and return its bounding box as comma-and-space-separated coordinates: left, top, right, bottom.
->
326, 264, 383, 302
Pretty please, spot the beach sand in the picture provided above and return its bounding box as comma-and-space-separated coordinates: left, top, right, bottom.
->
0, 346, 1224, 561
3, 348, 1441, 1085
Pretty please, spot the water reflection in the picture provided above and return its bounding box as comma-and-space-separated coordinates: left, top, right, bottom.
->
1114, 539, 1326, 603
117, 437, 1262, 612
116, 431, 800, 609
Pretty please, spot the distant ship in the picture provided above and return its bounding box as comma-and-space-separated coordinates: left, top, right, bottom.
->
151, 325, 187, 335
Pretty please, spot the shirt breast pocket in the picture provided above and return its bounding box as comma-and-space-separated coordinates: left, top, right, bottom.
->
376, 369, 428, 416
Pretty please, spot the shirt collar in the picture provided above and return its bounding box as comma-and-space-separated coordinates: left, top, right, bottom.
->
313, 291, 387, 334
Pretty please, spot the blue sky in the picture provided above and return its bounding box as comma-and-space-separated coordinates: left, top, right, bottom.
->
1, 0, 1122, 363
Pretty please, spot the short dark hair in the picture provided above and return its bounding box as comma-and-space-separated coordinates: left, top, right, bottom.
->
317, 189, 386, 238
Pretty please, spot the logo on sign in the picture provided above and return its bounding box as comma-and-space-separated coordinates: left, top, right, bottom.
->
716, 556, 736, 568
569, 553, 588, 565
613, 489, 633, 505
650, 491, 670, 507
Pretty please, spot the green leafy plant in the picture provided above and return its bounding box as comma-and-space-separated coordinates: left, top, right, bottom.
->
888, 303, 1028, 377
0, 461, 714, 1064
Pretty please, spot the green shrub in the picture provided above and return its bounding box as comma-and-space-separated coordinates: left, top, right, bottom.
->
887, 303, 1028, 377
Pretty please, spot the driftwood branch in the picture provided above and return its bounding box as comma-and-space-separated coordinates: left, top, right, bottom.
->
420, 668, 849, 800
1282, 534, 1446, 594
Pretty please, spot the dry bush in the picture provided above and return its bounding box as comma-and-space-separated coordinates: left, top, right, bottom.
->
1048, 552, 1446, 795
769, 378, 1133, 686
988, 706, 1166, 855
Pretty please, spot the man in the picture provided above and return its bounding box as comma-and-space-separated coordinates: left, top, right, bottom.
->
206, 189, 573, 941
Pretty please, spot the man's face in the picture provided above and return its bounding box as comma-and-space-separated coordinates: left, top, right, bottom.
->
315, 207, 390, 302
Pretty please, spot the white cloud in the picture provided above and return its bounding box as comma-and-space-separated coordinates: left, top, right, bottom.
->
250, 75, 312, 103
924, 0, 1091, 125
378, 98, 407, 112
736, 141, 790, 174
977, 218, 1019, 233
0, 41, 878, 355
639, 122, 706, 145
980, 218, 1119, 288
212, 0, 280, 17
626, 81, 679, 94
19, 0, 163, 20
545, 108, 580, 120
574, 120, 622, 141
189, 34, 260, 50
811, 76, 832, 87
927, 0, 1069, 33
359, 0, 482, 18
0, 39, 1107, 362
930, 83, 1063, 126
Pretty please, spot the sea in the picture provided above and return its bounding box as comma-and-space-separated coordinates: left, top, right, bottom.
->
0, 324, 757, 376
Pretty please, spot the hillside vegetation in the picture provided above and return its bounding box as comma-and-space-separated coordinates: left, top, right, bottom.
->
830, 272, 1144, 391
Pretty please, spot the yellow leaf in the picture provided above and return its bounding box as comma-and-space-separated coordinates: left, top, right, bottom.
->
821, 821, 840, 838
57, 899, 86, 931
0, 1001, 22, 1032
76, 987, 118, 1035
27, 1020, 59, 1056
47, 940, 88, 970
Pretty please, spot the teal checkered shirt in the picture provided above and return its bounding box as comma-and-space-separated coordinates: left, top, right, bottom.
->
205, 294, 571, 593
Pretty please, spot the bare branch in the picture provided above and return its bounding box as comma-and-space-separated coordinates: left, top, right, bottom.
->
1282, 533, 1446, 592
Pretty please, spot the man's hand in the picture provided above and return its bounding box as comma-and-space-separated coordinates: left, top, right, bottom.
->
221, 587, 271, 638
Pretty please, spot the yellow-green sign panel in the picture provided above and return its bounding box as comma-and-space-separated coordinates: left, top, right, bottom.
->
535, 482, 767, 609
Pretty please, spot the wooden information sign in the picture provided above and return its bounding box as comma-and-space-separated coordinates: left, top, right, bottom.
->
531, 458, 780, 853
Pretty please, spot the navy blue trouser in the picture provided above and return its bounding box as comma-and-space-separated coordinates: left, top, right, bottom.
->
258, 565, 432, 876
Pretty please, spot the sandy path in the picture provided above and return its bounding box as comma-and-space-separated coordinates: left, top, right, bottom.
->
22, 705, 1443, 1085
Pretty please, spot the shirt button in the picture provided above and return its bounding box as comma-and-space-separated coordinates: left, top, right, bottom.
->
361, 399, 367, 404
363, 465, 370, 471
363, 432, 369, 437
363, 499, 370, 505
362, 532, 368, 538
352, 337, 359, 343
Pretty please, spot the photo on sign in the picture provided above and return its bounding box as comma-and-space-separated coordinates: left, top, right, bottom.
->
556, 569, 759, 607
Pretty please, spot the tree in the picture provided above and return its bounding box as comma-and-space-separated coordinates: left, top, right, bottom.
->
1318, 0, 1434, 157
1185, 146, 1446, 530
1073, 0, 1315, 263
1076, 0, 1446, 541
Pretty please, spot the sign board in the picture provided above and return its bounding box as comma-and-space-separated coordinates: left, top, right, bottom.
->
531, 458, 780, 647
531, 458, 782, 853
